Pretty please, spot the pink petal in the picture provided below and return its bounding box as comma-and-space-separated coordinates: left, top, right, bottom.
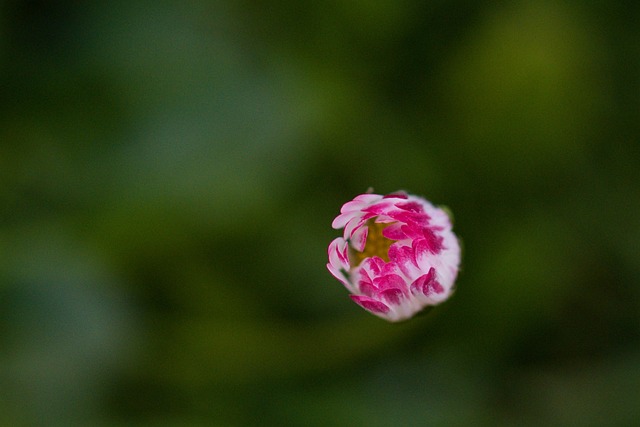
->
332, 212, 358, 229
379, 261, 401, 276
420, 228, 444, 254
350, 226, 369, 252
388, 245, 417, 278
340, 194, 381, 213
344, 216, 365, 239
364, 256, 387, 275
373, 274, 406, 291
425, 279, 445, 296
382, 223, 406, 240
413, 233, 443, 260
358, 270, 376, 296
401, 224, 422, 240
388, 244, 416, 267
350, 295, 390, 314
338, 242, 349, 265
362, 201, 394, 216
358, 281, 376, 297
328, 238, 349, 270
395, 201, 424, 212
410, 267, 436, 295
379, 288, 405, 305
388, 210, 430, 226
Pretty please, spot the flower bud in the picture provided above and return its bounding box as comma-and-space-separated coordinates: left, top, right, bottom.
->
327, 191, 461, 322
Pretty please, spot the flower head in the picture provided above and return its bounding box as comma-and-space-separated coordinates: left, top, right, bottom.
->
327, 191, 461, 322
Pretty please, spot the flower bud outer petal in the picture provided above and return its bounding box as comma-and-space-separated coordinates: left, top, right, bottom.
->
350, 295, 390, 314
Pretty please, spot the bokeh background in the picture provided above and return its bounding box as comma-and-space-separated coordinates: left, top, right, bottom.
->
2, 1, 640, 425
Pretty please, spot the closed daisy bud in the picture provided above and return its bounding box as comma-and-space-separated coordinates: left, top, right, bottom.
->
327, 191, 461, 322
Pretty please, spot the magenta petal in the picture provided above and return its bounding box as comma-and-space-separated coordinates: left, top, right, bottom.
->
379, 262, 400, 276
361, 212, 377, 222
388, 245, 418, 277
358, 270, 376, 296
350, 295, 390, 314
344, 216, 364, 239
425, 280, 445, 295
409, 275, 426, 295
379, 288, 405, 305
395, 201, 424, 212
388, 244, 414, 265
421, 228, 444, 253
373, 274, 406, 291
363, 202, 394, 216
382, 223, 406, 240
410, 268, 436, 295
328, 238, 349, 270
338, 243, 349, 265
389, 210, 430, 226
359, 281, 376, 297
401, 224, 422, 240
413, 238, 431, 261
364, 256, 387, 275
351, 226, 368, 252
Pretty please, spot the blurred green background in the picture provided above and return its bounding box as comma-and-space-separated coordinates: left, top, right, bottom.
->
2, 1, 640, 425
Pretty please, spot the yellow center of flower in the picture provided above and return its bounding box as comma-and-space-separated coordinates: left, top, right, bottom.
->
349, 220, 395, 266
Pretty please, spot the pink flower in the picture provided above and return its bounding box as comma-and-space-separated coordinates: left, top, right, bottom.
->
327, 191, 461, 322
